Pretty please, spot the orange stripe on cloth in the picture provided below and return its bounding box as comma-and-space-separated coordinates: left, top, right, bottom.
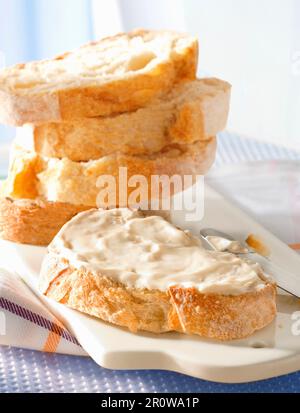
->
289, 243, 300, 251
43, 317, 66, 353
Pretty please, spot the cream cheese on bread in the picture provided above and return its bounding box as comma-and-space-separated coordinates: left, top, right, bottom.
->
48, 208, 271, 295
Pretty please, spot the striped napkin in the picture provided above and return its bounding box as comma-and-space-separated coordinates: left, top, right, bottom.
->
0, 159, 299, 355
0, 269, 86, 355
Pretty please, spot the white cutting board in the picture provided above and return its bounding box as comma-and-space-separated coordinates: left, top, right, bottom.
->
1, 184, 300, 383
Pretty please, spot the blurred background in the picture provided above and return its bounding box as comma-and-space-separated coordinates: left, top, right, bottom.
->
0, 0, 299, 152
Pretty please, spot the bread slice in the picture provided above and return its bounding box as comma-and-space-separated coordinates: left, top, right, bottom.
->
16, 78, 230, 161
39, 208, 276, 340
2, 138, 216, 207
0, 198, 170, 247
0, 197, 91, 246
0, 30, 198, 126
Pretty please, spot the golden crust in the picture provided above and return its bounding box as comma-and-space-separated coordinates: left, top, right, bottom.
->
0, 30, 198, 126
18, 78, 231, 161
39, 255, 277, 340
0, 197, 91, 246
3, 138, 217, 207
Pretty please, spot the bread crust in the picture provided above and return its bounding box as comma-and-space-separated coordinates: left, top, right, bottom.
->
3, 138, 217, 207
0, 30, 198, 126
0, 197, 91, 246
39, 254, 277, 340
18, 78, 230, 161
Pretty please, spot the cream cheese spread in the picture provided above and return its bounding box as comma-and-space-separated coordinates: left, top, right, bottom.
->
206, 235, 249, 254
50, 208, 270, 295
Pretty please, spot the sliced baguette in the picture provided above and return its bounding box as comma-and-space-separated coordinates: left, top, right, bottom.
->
17, 78, 230, 161
0, 30, 198, 126
0, 197, 90, 246
0, 198, 170, 247
2, 138, 216, 207
39, 208, 276, 340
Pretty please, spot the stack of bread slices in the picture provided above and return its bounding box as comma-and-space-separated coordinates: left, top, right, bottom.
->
0, 29, 231, 246
0, 30, 277, 341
